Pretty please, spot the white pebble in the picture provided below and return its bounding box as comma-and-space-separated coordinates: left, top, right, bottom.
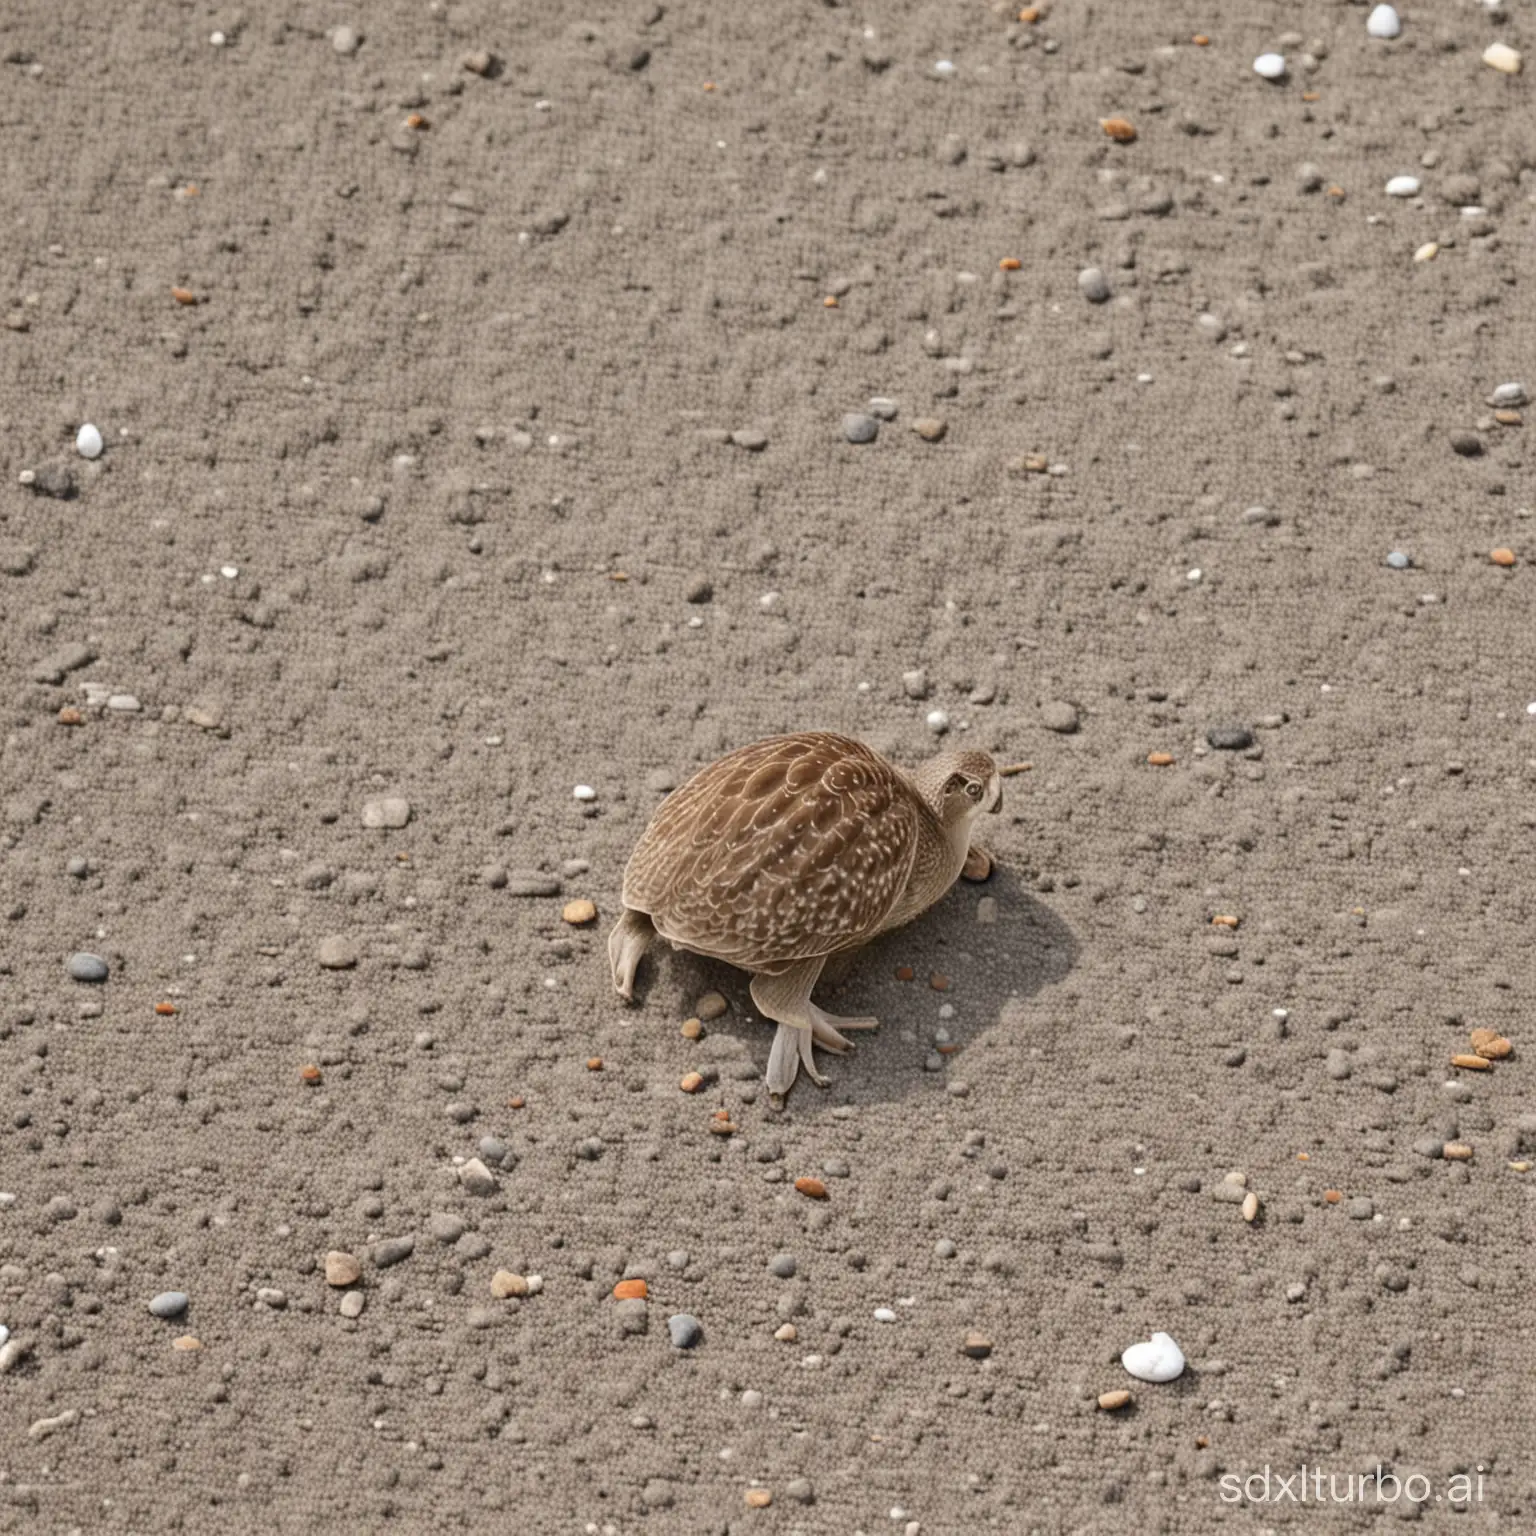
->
572, 784, 597, 801
873, 1307, 898, 1323
209, 30, 227, 47
1366, 5, 1401, 39
1526, 702, 1536, 716
925, 710, 950, 735
75, 423, 104, 459
1413, 242, 1439, 263
933, 59, 956, 78
1121, 1330, 1186, 1383
1385, 175, 1421, 198
1253, 53, 1286, 80
220, 564, 239, 579
1483, 42, 1522, 74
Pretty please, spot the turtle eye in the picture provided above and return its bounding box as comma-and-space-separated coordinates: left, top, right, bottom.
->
965, 779, 983, 802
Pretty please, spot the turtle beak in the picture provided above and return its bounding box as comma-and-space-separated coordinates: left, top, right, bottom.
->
986, 773, 1003, 814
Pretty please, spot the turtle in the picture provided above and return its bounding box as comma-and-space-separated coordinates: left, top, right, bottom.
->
608, 731, 1002, 1097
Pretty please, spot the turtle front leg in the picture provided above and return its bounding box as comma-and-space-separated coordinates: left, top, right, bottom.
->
962, 844, 994, 882
608, 907, 654, 1000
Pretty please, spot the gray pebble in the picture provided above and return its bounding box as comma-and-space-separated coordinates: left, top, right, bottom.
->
785, 1478, 815, 1505
934, 1238, 957, 1259
1326, 1048, 1353, 1081
256, 1287, 287, 1310
1242, 505, 1280, 526
445, 1102, 476, 1125
902, 668, 929, 700
1386, 551, 1411, 570
429, 1212, 466, 1244
505, 871, 561, 898
729, 429, 767, 451
1376, 1264, 1409, 1293
842, 413, 878, 444
868, 397, 899, 421
361, 796, 411, 830
478, 1135, 509, 1165
1347, 1197, 1375, 1220
1197, 312, 1227, 342
1077, 267, 1111, 303
149, 1291, 188, 1319
27, 463, 77, 500
66, 952, 109, 983
667, 1312, 703, 1349
44, 1196, 76, 1223
1285, 1282, 1307, 1302
1206, 726, 1254, 751
31, 640, 96, 685
1296, 162, 1324, 193
480, 865, 508, 889
769, 1253, 797, 1279
615, 1298, 648, 1335
1449, 431, 1483, 458
374, 1235, 416, 1268
1040, 700, 1079, 734
685, 578, 713, 604
317, 936, 358, 970
1222, 1046, 1247, 1068
821, 1157, 850, 1178
666, 1249, 690, 1270
576, 1137, 605, 1161
1412, 1136, 1444, 1159
331, 25, 361, 54
339, 1291, 366, 1318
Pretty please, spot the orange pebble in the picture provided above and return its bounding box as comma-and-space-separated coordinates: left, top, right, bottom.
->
999, 257, 1021, 271
823, 295, 838, 308
586, 1056, 603, 1071
929, 972, 950, 992
154, 1001, 178, 1016
405, 113, 428, 129
509, 1096, 526, 1109
895, 965, 914, 982
613, 1278, 648, 1301
1475, 1036, 1512, 1061
1192, 34, 1210, 46
703, 81, 716, 91
1327, 185, 1345, 199
300, 1064, 322, 1085
58, 707, 84, 725
1018, 7, 1040, 22
1147, 752, 1174, 767
1491, 548, 1516, 567
562, 899, 597, 925
794, 1177, 828, 1199
680, 1072, 704, 1093
171, 286, 198, 305
1302, 91, 1320, 102
1452, 1054, 1492, 1071
1324, 1189, 1341, 1203
744, 1489, 772, 1509
1100, 117, 1137, 143
1211, 915, 1240, 929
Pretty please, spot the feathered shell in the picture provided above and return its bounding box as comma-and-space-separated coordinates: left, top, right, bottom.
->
622, 733, 924, 972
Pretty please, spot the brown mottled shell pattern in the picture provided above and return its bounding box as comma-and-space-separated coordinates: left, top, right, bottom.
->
621, 732, 924, 974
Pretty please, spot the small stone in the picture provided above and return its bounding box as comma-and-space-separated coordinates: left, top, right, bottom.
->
794, 1177, 828, 1199
1483, 42, 1522, 75
374, 1235, 415, 1268
149, 1291, 189, 1319
491, 1270, 529, 1299
361, 796, 411, 829
744, 1489, 772, 1509
1443, 1142, 1474, 1160
613, 1278, 649, 1301
1098, 1389, 1132, 1411
1041, 701, 1079, 734
1241, 1191, 1260, 1222
562, 899, 597, 925
926, 709, 950, 735
1253, 52, 1286, 80
506, 871, 562, 897
340, 1291, 366, 1318
769, 1254, 798, 1279
1413, 242, 1439, 264
912, 417, 947, 442
730, 429, 768, 451
66, 952, 109, 983
1385, 175, 1420, 198
962, 1331, 992, 1358
28, 463, 77, 500
1366, 5, 1401, 38
873, 1307, 898, 1323
459, 1158, 498, 1196
1296, 162, 1324, 193
325, 1252, 361, 1287
696, 991, 729, 1020
1347, 1197, 1375, 1220
667, 1312, 703, 1349
1386, 551, 1411, 570
680, 1017, 703, 1041
868, 397, 899, 421
1450, 431, 1483, 457
1077, 267, 1111, 304
934, 1238, 957, 1259
462, 49, 494, 74
1326, 1048, 1353, 1081
842, 413, 878, 444
1491, 383, 1528, 408
1121, 1331, 1185, 1383
1412, 1137, 1445, 1160
902, 668, 930, 700
256, 1287, 287, 1309
429, 1212, 466, 1244
1206, 725, 1253, 751
172, 1335, 202, 1350
317, 936, 358, 970
331, 25, 360, 55
575, 1136, 605, 1160
75, 423, 104, 459
785, 1478, 815, 1505
32, 641, 95, 683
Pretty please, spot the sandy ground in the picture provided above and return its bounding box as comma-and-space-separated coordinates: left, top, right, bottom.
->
3, 0, 1535, 1531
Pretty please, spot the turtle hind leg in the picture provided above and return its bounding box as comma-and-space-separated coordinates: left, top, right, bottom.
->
608, 908, 654, 1000
752, 958, 880, 1098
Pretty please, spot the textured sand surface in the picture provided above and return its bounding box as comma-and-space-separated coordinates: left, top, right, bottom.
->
2, 2, 1535, 1531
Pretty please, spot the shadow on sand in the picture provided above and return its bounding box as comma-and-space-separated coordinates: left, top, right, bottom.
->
631, 863, 1079, 1114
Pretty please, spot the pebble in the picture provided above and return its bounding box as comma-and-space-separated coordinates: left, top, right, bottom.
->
374, 1235, 415, 1268
562, 899, 597, 925
491, 1270, 529, 1299
934, 1239, 957, 1259
66, 952, 109, 983
794, 1177, 828, 1199
785, 1478, 815, 1505
696, 992, 728, 1020
729, 429, 767, 451
769, 1254, 797, 1279
506, 871, 561, 897
1366, 4, 1401, 38
1206, 726, 1253, 751
1483, 42, 1522, 75
1491, 383, 1528, 408
868, 397, 899, 421
325, 1252, 361, 1287
360, 796, 411, 829
1348, 1197, 1375, 1220
1450, 431, 1483, 458
668, 1312, 703, 1349
1326, 1048, 1352, 1080
1077, 267, 1111, 304
339, 1291, 365, 1318
962, 1331, 992, 1358
902, 668, 929, 700
1386, 551, 1411, 570
317, 936, 358, 970
256, 1287, 287, 1309
107, 693, 141, 712
149, 1291, 189, 1319
925, 710, 950, 735
1121, 1331, 1186, 1383
912, 418, 947, 442
1041, 701, 1079, 734
75, 423, 104, 459
1414, 243, 1440, 264
1098, 1389, 1133, 1411
1253, 53, 1287, 80
744, 1489, 772, 1509
429, 1212, 465, 1244
842, 413, 878, 444
573, 784, 597, 802
459, 1158, 498, 1196
873, 1307, 898, 1324
331, 25, 360, 55
1385, 176, 1421, 198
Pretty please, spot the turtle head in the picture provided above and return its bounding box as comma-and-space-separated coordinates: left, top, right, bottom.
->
914, 748, 1002, 826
